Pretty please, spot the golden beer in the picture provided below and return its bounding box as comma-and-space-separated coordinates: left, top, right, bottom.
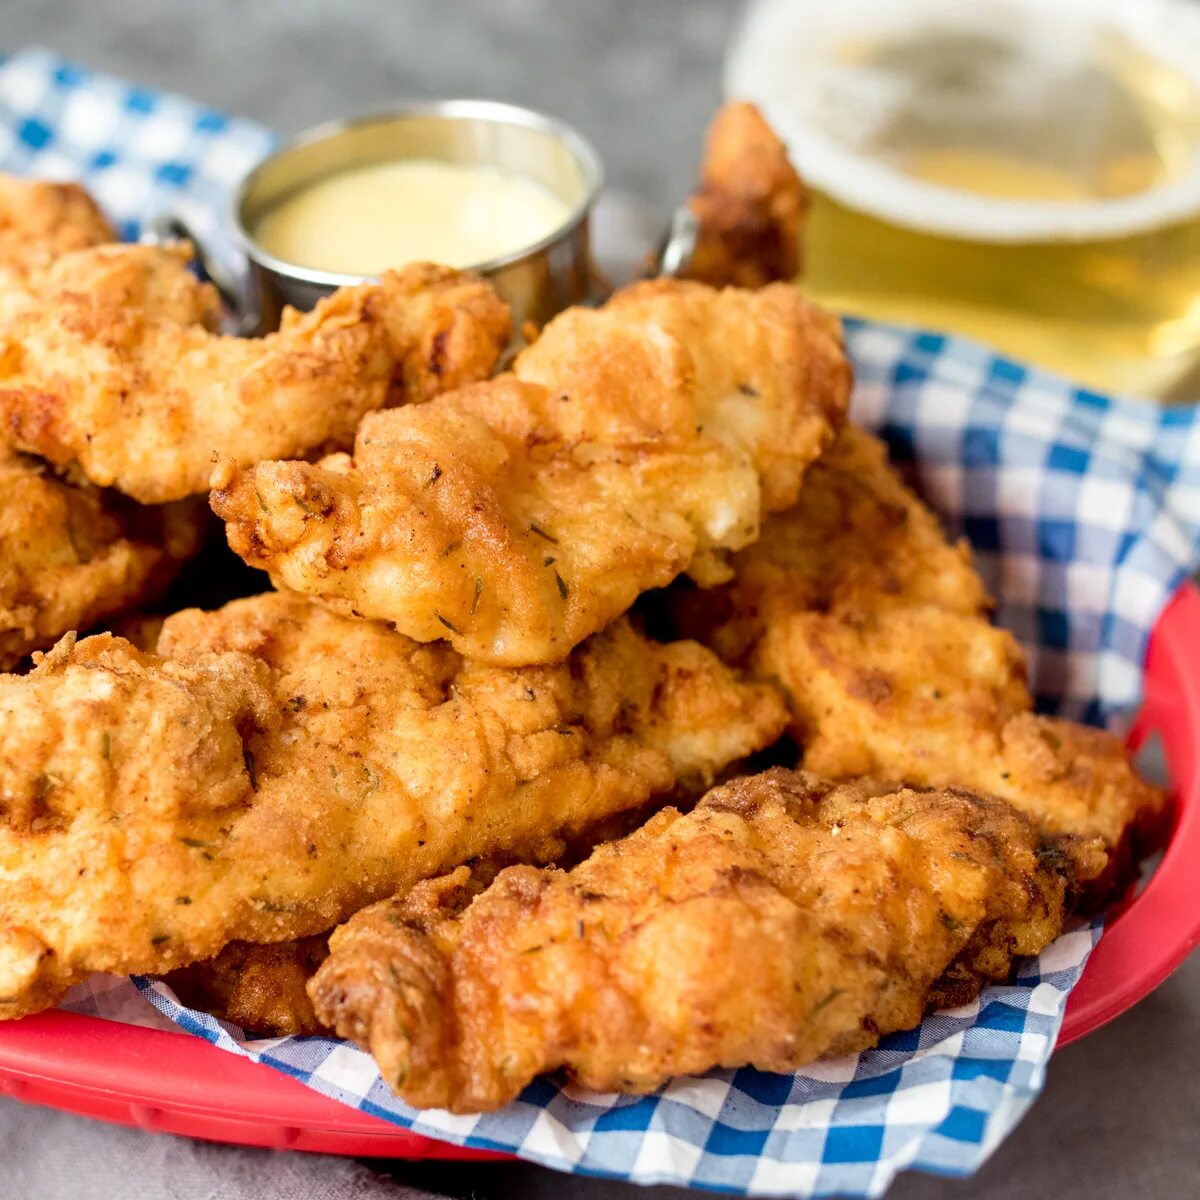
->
805, 192, 1200, 401
729, 0, 1200, 400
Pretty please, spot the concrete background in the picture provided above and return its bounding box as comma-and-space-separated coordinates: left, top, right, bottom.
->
2, 2, 1196, 1197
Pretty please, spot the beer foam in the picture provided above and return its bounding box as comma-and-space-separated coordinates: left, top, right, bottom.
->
726, 0, 1200, 242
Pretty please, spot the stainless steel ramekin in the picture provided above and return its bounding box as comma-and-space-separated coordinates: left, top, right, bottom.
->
163, 100, 604, 334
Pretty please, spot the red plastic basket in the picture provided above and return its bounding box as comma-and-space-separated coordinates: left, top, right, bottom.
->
0, 584, 1197, 1158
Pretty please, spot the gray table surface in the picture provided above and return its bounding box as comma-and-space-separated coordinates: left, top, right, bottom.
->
3, 2, 1196, 1197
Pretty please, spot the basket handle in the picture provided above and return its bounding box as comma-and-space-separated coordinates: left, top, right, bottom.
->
1060, 581, 1200, 1042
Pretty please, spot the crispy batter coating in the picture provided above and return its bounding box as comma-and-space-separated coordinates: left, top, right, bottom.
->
212, 280, 849, 665
0, 251, 510, 502
0, 175, 115, 278
670, 421, 989, 662
678, 102, 808, 288
167, 803, 692, 1038
309, 769, 1067, 1112
673, 424, 1166, 895
164, 803, 685, 1038
0, 450, 203, 668
0, 201, 208, 663
0, 592, 785, 1017
31, 240, 223, 328
166, 936, 330, 1037
761, 607, 1164, 892
108, 612, 168, 653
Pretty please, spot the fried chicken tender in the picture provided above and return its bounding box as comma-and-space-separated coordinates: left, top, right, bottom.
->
670, 423, 989, 661
0, 250, 510, 503
164, 799, 692, 1038
0, 592, 785, 1018
0, 175, 115, 278
762, 608, 1163, 894
166, 935, 330, 1037
0, 450, 203, 668
677, 102, 808, 288
0, 204, 209, 661
212, 280, 850, 666
309, 769, 1067, 1112
166, 801, 697, 1038
31, 240, 224, 328
673, 424, 1166, 896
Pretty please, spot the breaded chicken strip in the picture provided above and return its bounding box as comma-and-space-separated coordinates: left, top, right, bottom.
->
28, 240, 224, 328
165, 798, 693, 1038
0, 175, 115, 278
0, 250, 510, 503
309, 769, 1067, 1112
673, 424, 1166, 897
0, 593, 785, 1018
677, 102, 808, 289
166, 935, 331, 1037
0, 207, 209, 663
670, 422, 989, 661
212, 280, 849, 666
758, 607, 1163, 895
163, 797, 691, 1038
0, 450, 203, 669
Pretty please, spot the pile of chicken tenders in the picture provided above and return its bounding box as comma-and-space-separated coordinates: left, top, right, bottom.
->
0, 105, 1164, 1114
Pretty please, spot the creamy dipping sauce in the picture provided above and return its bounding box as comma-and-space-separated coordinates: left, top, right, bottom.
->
254, 159, 572, 275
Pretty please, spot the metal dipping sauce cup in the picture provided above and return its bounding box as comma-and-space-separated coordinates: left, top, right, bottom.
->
191, 101, 604, 334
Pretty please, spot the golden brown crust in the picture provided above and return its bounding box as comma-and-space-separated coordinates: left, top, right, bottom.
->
0, 592, 785, 1018
309, 769, 1067, 1112
0, 450, 204, 668
0, 175, 115, 278
669, 424, 990, 662
167, 800, 713, 1038
168, 804, 709, 1038
0, 252, 510, 503
757, 607, 1164, 887
678, 102, 808, 288
671, 423, 1167, 897
0, 189, 209, 664
166, 936, 330, 1037
212, 279, 850, 665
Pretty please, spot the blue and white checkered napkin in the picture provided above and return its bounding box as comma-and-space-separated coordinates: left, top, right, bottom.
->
5, 44, 1200, 1200
0, 45, 273, 265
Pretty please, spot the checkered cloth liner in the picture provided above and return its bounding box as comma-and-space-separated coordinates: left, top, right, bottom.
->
0, 45, 273, 275
3, 44, 1198, 1199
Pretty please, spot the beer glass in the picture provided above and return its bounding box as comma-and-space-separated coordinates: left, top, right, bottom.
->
727, 0, 1200, 400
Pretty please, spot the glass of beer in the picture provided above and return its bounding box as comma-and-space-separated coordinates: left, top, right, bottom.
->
726, 0, 1200, 400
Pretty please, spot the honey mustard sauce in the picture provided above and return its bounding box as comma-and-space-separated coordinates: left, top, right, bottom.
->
255, 159, 571, 275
